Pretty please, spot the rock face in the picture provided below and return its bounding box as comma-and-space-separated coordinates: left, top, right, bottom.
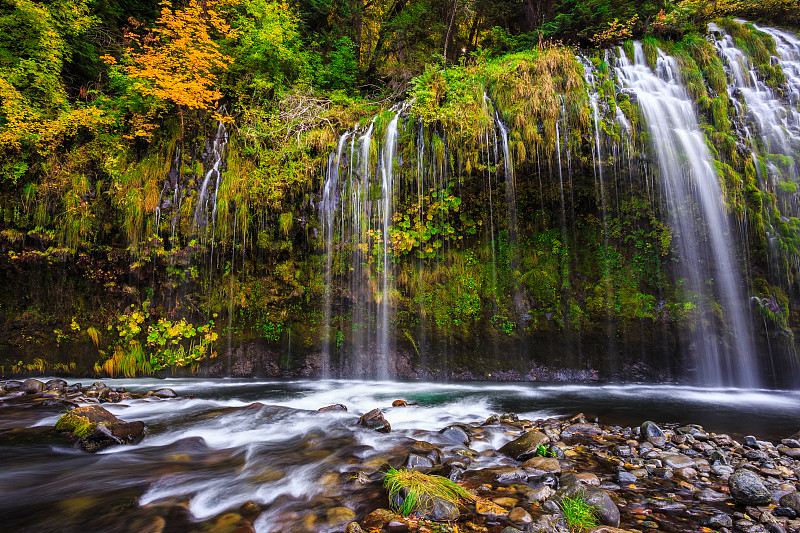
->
728, 469, 772, 505
55, 405, 145, 452
499, 430, 549, 461
357, 408, 391, 433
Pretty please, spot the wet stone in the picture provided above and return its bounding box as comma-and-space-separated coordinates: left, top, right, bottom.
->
730, 469, 772, 505
405, 453, 434, 470
779, 493, 800, 514
522, 456, 561, 476
440, 425, 470, 445
318, 404, 347, 412
702, 513, 734, 529
21, 378, 45, 394
499, 430, 549, 461
327, 507, 356, 525
357, 409, 391, 433
508, 507, 532, 524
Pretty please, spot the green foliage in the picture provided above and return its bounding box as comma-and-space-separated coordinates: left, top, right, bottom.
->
383, 467, 474, 517
146, 317, 218, 370
559, 494, 600, 532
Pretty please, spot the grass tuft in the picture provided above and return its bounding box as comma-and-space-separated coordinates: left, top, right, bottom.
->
383, 467, 475, 517
559, 494, 600, 532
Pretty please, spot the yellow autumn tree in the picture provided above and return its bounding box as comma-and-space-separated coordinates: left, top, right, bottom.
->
104, 0, 235, 137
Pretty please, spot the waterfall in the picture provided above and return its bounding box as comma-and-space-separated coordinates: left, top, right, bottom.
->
195, 120, 229, 229
376, 106, 404, 378
320, 131, 350, 377
615, 42, 759, 387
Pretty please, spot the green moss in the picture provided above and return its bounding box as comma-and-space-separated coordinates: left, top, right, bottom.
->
55, 411, 96, 438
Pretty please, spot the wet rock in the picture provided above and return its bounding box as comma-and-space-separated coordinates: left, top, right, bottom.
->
485, 466, 528, 484
641, 421, 666, 447
391, 400, 408, 407
697, 488, 729, 502
345, 523, 363, 533
523, 456, 561, 476
561, 423, 603, 438
386, 519, 410, 532
584, 488, 621, 528
405, 453, 434, 470
560, 473, 620, 527
357, 409, 391, 433
508, 507, 532, 524
440, 425, 470, 445
318, 404, 347, 412
745, 436, 761, 448
730, 469, 772, 505
88, 381, 106, 391
713, 465, 735, 476
55, 405, 145, 452
21, 378, 45, 394
774, 507, 797, 518
4, 380, 22, 391
361, 509, 396, 530
499, 430, 549, 461
616, 470, 638, 484
500, 528, 523, 533
475, 498, 509, 518
150, 388, 177, 399
662, 453, 694, 469
527, 486, 554, 502
327, 507, 356, 525
780, 493, 800, 515
45, 379, 67, 391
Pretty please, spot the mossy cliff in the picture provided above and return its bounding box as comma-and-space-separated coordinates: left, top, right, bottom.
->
0, 2, 799, 385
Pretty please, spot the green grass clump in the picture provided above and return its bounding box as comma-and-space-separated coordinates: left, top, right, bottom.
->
559, 494, 600, 532
383, 467, 475, 517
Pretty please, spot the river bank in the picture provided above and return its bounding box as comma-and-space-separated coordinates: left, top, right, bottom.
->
1, 379, 799, 532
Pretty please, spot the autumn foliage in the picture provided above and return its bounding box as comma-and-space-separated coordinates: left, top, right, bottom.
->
104, 1, 235, 115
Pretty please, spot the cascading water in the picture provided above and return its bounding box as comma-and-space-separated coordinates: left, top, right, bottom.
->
615, 42, 759, 387
195, 120, 229, 230
318, 105, 408, 378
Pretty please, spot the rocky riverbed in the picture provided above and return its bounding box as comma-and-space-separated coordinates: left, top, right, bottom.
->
1, 379, 800, 533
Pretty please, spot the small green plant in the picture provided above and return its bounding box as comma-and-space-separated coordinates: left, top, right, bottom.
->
383, 467, 475, 517
558, 494, 599, 532
535, 444, 556, 457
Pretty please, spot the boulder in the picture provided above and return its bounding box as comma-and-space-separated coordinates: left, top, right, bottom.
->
318, 404, 348, 412
499, 430, 549, 461
357, 409, 391, 433
729, 469, 772, 505
150, 388, 178, 398
21, 378, 45, 394
523, 456, 561, 476
440, 425, 470, 445
641, 421, 666, 447
55, 405, 145, 452
361, 509, 396, 530
45, 379, 67, 391
779, 493, 800, 515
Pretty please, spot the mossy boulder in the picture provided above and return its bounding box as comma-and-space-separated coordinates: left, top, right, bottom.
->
55, 405, 145, 452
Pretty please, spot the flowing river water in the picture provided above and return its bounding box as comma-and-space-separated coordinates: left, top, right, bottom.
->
2, 379, 800, 532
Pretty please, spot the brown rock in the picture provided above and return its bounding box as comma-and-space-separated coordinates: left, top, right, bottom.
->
392, 400, 408, 407
357, 409, 391, 433
509, 507, 533, 524
318, 404, 348, 412
361, 509, 396, 530
475, 499, 509, 518
523, 456, 561, 475
492, 497, 518, 508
